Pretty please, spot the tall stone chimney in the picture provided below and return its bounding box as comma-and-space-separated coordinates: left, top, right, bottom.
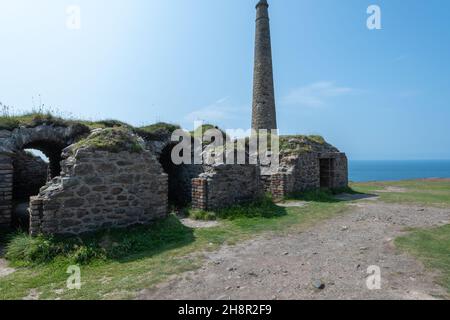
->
252, 0, 277, 131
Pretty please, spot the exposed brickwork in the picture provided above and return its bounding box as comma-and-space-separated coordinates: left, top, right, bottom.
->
192, 178, 208, 211
269, 173, 287, 201
0, 154, 13, 226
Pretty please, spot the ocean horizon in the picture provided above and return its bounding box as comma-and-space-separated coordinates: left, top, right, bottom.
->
349, 160, 450, 182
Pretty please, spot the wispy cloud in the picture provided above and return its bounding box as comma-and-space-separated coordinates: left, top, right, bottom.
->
282, 81, 355, 107
185, 97, 237, 123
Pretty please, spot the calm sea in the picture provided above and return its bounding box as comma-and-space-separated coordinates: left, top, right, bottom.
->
349, 160, 450, 182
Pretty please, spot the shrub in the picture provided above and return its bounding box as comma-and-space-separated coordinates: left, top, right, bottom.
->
5, 233, 62, 264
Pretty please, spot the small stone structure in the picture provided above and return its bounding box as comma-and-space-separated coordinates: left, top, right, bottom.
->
192, 163, 262, 211
261, 137, 348, 200
28, 131, 168, 235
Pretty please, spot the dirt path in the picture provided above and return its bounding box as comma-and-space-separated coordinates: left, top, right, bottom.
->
0, 245, 15, 279
139, 200, 450, 300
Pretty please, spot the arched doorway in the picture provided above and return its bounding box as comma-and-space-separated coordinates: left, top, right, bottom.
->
11, 141, 65, 231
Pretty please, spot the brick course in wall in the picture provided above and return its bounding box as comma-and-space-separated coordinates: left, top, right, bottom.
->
0, 154, 13, 226
192, 178, 207, 211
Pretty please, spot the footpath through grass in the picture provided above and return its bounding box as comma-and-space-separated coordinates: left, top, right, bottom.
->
353, 179, 450, 296
0, 194, 348, 300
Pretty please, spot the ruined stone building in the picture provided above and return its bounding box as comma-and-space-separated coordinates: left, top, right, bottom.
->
0, 0, 348, 236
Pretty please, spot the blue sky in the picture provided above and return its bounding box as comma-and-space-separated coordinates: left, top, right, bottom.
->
1, 0, 449, 160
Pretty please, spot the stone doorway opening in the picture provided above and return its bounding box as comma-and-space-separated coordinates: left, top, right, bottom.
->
159, 143, 184, 206
158, 143, 203, 208
319, 158, 334, 189
12, 141, 64, 231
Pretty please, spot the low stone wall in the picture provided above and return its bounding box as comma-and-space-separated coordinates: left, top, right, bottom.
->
191, 164, 262, 211
12, 151, 48, 201
29, 148, 168, 235
0, 154, 13, 226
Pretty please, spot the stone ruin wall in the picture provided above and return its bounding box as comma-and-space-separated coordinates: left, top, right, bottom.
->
1, 122, 349, 234
192, 164, 262, 211
29, 148, 168, 235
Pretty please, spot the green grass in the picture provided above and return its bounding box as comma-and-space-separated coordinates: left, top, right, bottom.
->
351, 180, 450, 296
279, 135, 338, 156
0, 112, 92, 136
351, 179, 450, 207
5, 216, 194, 267
72, 127, 143, 154
396, 224, 450, 295
0, 198, 347, 300
0, 107, 181, 145
136, 122, 181, 140
2, 178, 448, 299
188, 196, 286, 221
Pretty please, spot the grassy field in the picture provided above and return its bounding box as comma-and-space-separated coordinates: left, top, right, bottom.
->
1, 180, 449, 300
0, 195, 348, 300
351, 179, 450, 207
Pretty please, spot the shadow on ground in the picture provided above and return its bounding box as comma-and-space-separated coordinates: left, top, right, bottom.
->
287, 188, 378, 203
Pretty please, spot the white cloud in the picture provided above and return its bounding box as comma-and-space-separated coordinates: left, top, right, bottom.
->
185, 97, 237, 123
282, 81, 355, 107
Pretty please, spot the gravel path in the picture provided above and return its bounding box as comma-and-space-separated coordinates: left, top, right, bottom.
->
139, 200, 450, 300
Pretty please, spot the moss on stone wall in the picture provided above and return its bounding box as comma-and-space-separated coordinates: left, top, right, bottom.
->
73, 128, 144, 154
279, 135, 338, 156
136, 122, 181, 140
